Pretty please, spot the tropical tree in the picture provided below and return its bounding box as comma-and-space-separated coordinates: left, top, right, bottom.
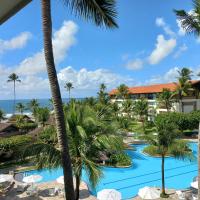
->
7, 73, 21, 115
157, 88, 173, 112
40, 1, 117, 199
97, 83, 108, 105
0, 109, 5, 122
133, 98, 148, 133
23, 101, 122, 200
173, 68, 192, 112
16, 103, 26, 115
122, 99, 133, 117
35, 107, 50, 127
64, 82, 74, 101
28, 99, 39, 115
116, 84, 129, 100
144, 114, 193, 197
175, 4, 200, 196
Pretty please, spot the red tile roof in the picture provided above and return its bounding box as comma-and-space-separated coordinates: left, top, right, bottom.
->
109, 80, 200, 95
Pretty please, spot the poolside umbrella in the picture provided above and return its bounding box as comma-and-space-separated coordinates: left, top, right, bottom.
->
138, 186, 160, 199
191, 181, 198, 189
0, 174, 13, 183
97, 189, 122, 200
23, 175, 42, 184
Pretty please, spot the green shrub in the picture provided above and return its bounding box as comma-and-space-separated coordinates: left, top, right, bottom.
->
109, 152, 131, 166
38, 126, 57, 144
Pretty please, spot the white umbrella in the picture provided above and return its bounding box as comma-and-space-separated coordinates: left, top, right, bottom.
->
56, 176, 64, 184
138, 186, 160, 199
97, 189, 122, 200
23, 175, 42, 183
0, 174, 13, 183
191, 181, 198, 189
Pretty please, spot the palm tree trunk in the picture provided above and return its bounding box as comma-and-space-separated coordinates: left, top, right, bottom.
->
13, 81, 16, 115
41, 1, 75, 200
75, 174, 81, 200
161, 154, 166, 195
198, 122, 200, 200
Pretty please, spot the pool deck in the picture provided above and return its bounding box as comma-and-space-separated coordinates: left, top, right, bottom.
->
1, 181, 97, 200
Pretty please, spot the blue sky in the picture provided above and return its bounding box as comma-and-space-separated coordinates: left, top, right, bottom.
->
0, 0, 199, 99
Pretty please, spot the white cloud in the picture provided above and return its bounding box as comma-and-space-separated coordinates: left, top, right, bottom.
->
16, 21, 78, 76
156, 17, 175, 37
126, 59, 143, 70
148, 35, 176, 65
0, 66, 136, 99
0, 32, 32, 54
173, 44, 188, 58
176, 19, 186, 36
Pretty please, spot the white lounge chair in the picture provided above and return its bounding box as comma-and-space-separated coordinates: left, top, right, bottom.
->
48, 188, 59, 196
176, 190, 185, 200
192, 194, 198, 200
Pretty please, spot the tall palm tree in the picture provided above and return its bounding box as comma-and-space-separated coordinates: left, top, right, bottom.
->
117, 84, 129, 100
7, 73, 21, 115
64, 82, 74, 101
16, 103, 26, 115
157, 88, 173, 112
145, 115, 193, 197
40, 1, 117, 199
28, 99, 40, 117
133, 98, 148, 133
173, 68, 192, 112
175, 2, 200, 197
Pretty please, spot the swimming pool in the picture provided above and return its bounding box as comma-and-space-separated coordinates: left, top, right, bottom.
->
24, 143, 197, 199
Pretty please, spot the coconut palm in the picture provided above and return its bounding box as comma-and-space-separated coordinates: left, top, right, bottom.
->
28, 99, 39, 114
144, 114, 193, 197
64, 82, 74, 101
122, 99, 133, 117
157, 88, 173, 112
175, 2, 200, 196
23, 101, 122, 200
97, 83, 108, 105
35, 107, 50, 127
133, 98, 148, 133
173, 68, 193, 112
117, 84, 129, 100
7, 73, 21, 115
40, 1, 117, 199
16, 103, 26, 115
0, 109, 5, 122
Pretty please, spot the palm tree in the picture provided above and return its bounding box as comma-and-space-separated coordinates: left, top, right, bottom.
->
157, 88, 173, 112
64, 82, 74, 101
97, 83, 108, 105
23, 101, 122, 200
173, 68, 193, 112
35, 107, 50, 127
122, 99, 133, 117
16, 103, 26, 115
7, 73, 21, 115
175, 3, 200, 197
40, 1, 117, 199
117, 84, 129, 100
133, 98, 148, 133
144, 114, 193, 197
28, 99, 40, 117
0, 109, 5, 122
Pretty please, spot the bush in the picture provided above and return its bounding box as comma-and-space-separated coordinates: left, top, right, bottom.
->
38, 126, 57, 144
0, 135, 33, 161
109, 152, 131, 166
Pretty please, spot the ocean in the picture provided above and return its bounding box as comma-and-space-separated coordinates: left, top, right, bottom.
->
0, 98, 71, 114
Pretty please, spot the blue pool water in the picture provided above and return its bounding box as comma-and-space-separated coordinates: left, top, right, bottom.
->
24, 143, 197, 199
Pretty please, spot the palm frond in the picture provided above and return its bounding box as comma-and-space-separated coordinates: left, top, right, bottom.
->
64, 0, 118, 28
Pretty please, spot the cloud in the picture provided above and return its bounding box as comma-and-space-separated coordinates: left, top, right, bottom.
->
173, 44, 188, 58
176, 19, 186, 36
0, 66, 136, 99
148, 35, 176, 65
16, 21, 78, 76
0, 32, 32, 54
126, 59, 143, 70
156, 17, 176, 37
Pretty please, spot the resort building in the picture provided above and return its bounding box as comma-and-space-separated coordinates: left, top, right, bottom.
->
109, 80, 200, 115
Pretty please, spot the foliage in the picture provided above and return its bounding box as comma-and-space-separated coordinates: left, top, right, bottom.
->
64, 82, 74, 99
0, 109, 5, 122
38, 126, 57, 144
122, 99, 133, 116
157, 88, 173, 111
109, 152, 131, 166
116, 84, 129, 99
97, 83, 109, 105
35, 107, 50, 127
28, 99, 39, 116
16, 103, 26, 114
